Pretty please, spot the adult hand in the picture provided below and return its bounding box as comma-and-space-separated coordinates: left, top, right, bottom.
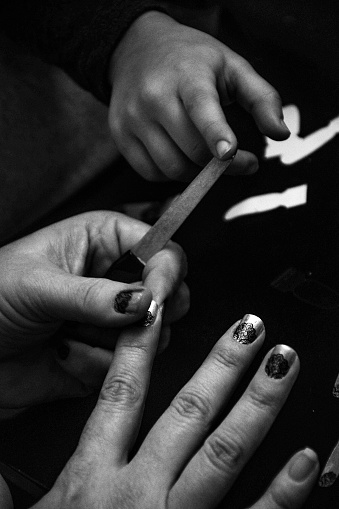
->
5, 313, 318, 509
108, 11, 290, 182
0, 211, 188, 409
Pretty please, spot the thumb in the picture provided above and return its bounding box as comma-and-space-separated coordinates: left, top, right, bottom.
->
33, 268, 153, 327
251, 448, 319, 509
0, 474, 13, 509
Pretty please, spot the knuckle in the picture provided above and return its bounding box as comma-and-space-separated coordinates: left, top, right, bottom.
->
210, 346, 240, 373
140, 75, 166, 105
247, 385, 278, 417
78, 279, 103, 312
170, 389, 212, 426
204, 431, 245, 474
99, 372, 143, 410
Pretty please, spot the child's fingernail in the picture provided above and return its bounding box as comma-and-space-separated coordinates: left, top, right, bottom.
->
265, 345, 297, 379
216, 140, 232, 159
289, 448, 318, 482
56, 343, 70, 360
138, 300, 159, 327
233, 314, 264, 344
114, 289, 145, 314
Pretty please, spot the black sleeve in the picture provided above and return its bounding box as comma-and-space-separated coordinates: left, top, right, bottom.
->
0, 1, 172, 103
1, 1, 220, 104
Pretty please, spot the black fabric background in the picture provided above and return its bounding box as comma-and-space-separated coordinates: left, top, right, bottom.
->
0, 3, 338, 508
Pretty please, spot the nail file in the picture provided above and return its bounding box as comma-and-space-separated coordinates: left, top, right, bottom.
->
105, 156, 234, 283
319, 439, 339, 487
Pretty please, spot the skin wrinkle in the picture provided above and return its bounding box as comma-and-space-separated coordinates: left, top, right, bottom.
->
170, 389, 214, 428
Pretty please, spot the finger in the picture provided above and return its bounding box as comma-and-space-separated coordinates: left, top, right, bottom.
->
33, 268, 153, 327
59, 282, 189, 351
224, 149, 259, 175
0, 474, 13, 509
77, 306, 163, 467
180, 74, 238, 162
251, 448, 319, 509
162, 282, 190, 325
143, 242, 188, 307
170, 344, 300, 509
135, 315, 265, 480
55, 340, 114, 388
114, 132, 169, 182
157, 98, 211, 168
228, 57, 290, 141
138, 123, 201, 182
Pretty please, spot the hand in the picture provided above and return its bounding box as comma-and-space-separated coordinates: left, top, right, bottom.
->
7, 313, 318, 509
0, 211, 188, 410
108, 11, 290, 182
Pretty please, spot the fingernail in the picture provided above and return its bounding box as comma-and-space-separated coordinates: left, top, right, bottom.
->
56, 343, 70, 360
216, 140, 232, 159
114, 289, 145, 314
138, 300, 159, 327
289, 448, 318, 482
265, 345, 297, 379
319, 471, 338, 487
233, 314, 264, 345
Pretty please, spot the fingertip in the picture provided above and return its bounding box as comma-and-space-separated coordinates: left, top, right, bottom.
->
288, 448, 319, 483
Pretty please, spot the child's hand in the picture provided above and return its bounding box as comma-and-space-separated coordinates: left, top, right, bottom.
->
108, 11, 290, 182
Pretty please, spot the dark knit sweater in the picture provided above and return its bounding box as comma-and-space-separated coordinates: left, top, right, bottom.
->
0, 1, 219, 103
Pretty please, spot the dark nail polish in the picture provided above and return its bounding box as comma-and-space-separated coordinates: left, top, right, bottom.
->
233, 314, 264, 344
114, 289, 144, 314
57, 343, 70, 360
265, 345, 296, 379
319, 471, 337, 487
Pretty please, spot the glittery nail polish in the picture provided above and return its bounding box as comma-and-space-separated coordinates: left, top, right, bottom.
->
233, 314, 264, 344
319, 471, 337, 487
265, 345, 297, 379
114, 289, 145, 314
138, 300, 159, 327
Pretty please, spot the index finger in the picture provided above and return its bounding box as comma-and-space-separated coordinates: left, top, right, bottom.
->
180, 76, 238, 161
77, 306, 163, 467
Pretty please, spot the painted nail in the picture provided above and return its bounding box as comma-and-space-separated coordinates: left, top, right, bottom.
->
56, 343, 70, 360
319, 439, 339, 487
216, 140, 231, 159
233, 314, 264, 345
289, 448, 318, 482
265, 345, 297, 379
319, 471, 337, 487
114, 289, 145, 314
138, 300, 159, 327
